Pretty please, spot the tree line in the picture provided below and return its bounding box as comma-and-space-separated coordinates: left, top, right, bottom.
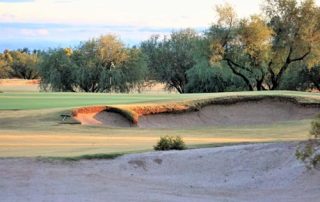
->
1, 0, 320, 93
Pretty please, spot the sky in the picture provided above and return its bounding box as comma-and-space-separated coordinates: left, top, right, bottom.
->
0, 0, 309, 51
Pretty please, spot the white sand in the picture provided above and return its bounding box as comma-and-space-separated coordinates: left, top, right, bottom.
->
0, 142, 319, 202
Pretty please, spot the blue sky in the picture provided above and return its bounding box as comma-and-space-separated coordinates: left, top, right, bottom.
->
0, 0, 273, 51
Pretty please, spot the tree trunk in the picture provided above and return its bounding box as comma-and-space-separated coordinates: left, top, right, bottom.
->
226, 60, 254, 91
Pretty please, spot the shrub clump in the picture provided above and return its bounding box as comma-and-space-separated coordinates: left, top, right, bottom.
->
296, 114, 320, 169
154, 136, 186, 151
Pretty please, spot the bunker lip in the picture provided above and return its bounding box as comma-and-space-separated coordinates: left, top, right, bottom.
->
73, 95, 320, 128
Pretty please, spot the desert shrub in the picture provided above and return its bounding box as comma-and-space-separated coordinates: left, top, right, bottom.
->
296, 115, 320, 169
154, 135, 186, 151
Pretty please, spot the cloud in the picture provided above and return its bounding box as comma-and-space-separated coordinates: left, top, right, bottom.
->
0, 22, 208, 51
20, 28, 49, 37
53, 0, 73, 3
0, 14, 16, 21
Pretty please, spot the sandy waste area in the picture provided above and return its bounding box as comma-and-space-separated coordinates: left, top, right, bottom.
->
0, 142, 319, 202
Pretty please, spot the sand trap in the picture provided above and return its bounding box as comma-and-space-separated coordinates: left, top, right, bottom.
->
75, 98, 320, 128
75, 112, 133, 127
1, 143, 319, 202
138, 99, 320, 128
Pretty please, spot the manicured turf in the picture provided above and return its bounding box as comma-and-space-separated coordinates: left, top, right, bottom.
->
1, 91, 320, 110
0, 90, 319, 157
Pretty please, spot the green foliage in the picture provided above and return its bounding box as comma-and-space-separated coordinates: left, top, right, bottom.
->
279, 63, 320, 91
208, 0, 320, 91
296, 115, 320, 169
0, 49, 39, 79
185, 61, 247, 93
141, 29, 200, 93
0, 55, 10, 79
279, 63, 310, 91
38, 35, 147, 93
38, 48, 77, 92
208, 5, 271, 91
154, 136, 186, 151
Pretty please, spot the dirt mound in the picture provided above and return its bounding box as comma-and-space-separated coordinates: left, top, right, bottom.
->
74, 98, 320, 128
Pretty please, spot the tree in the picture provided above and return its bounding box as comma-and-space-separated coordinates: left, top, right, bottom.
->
72, 39, 104, 92
308, 65, 320, 91
208, 4, 273, 91
0, 52, 10, 79
209, 0, 320, 90
141, 29, 200, 93
264, 0, 320, 89
278, 62, 310, 91
38, 48, 77, 92
5, 49, 39, 79
38, 35, 147, 93
98, 47, 148, 93
185, 62, 247, 93
0, 49, 39, 79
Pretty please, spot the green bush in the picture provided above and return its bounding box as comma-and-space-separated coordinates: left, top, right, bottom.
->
296, 115, 320, 169
154, 136, 186, 151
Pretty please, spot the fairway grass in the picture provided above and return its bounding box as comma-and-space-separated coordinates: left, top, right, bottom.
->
0, 91, 319, 157
1, 90, 320, 110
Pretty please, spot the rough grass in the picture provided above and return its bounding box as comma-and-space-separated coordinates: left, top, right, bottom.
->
1, 91, 320, 110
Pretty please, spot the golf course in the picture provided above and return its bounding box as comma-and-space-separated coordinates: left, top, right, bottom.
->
1, 90, 320, 157
2, 0, 320, 200
1, 87, 320, 202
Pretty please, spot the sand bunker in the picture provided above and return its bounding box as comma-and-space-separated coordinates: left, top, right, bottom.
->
1, 143, 319, 202
75, 98, 320, 128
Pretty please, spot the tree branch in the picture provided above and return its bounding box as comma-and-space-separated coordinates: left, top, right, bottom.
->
226, 60, 254, 91
225, 58, 253, 74
289, 47, 311, 63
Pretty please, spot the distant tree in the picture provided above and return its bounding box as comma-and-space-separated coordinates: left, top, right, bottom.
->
141, 29, 200, 93
8, 50, 39, 79
97, 46, 148, 93
38, 35, 147, 93
72, 35, 147, 93
38, 48, 77, 92
0, 49, 39, 79
0, 52, 10, 79
72, 39, 104, 92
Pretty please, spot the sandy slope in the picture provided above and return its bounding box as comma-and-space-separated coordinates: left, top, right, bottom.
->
0, 143, 319, 202
76, 99, 320, 128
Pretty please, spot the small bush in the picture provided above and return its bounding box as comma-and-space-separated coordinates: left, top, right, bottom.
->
154, 136, 186, 151
296, 115, 320, 169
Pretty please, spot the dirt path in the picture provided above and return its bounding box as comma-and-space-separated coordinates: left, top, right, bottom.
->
1, 143, 319, 202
